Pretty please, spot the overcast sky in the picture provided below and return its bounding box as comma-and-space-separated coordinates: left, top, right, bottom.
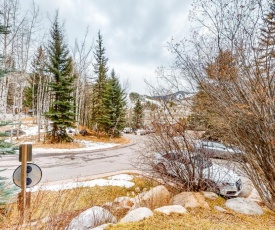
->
22, 0, 193, 94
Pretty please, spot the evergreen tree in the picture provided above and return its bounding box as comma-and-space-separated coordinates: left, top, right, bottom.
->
101, 69, 127, 137
90, 31, 109, 133
132, 98, 144, 129
257, 0, 275, 70
44, 12, 75, 143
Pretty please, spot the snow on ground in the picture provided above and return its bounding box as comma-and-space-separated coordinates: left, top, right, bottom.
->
5, 123, 120, 154
26, 174, 135, 192
21, 125, 42, 136
108, 174, 133, 181
33, 141, 119, 154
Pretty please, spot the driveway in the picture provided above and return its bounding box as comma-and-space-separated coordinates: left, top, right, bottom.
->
0, 134, 145, 185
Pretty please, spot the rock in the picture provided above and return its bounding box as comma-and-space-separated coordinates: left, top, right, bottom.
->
67, 206, 117, 230
154, 205, 187, 215
202, 191, 218, 200
89, 223, 112, 230
238, 177, 254, 198
120, 207, 153, 223
225, 198, 264, 215
246, 188, 262, 203
214, 206, 227, 212
171, 192, 210, 209
133, 185, 171, 209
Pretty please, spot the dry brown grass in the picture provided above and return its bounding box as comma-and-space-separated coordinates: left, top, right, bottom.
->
1, 175, 275, 230
0, 174, 157, 229
7, 118, 130, 149
74, 134, 130, 145
33, 141, 84, 149
31, 134, 130, 149
108, 196, 275, 230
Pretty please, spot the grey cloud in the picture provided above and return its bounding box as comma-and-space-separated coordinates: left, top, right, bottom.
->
19, 0, 192, 93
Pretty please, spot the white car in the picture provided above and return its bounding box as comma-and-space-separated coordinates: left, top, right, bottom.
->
194, 140, 245, 161
153, 151, 242, 197
134, 129, 147, 135
123, 127, 132, 133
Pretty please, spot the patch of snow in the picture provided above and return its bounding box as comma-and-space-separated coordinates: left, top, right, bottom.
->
26, 175, 135, 192
21, 125, 43, 136
108, 174, 133, 181
32, 141, 118, 155
2, 121, 120, 155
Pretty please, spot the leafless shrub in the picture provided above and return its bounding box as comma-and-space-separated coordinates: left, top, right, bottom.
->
164, 0, 275, 211
136, 103, 240, 197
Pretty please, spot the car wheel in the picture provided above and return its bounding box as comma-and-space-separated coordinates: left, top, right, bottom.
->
156, 163, 167, 174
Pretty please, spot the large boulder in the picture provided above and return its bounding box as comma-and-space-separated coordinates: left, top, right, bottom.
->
120, 207, 153, 223
67, 206, 117, 230
202, 191, 218, 200
154, 205, 187, 215
214, 206, 227, 212
133, 185, 171, 209
171, 192, 210, 209
225, 198, 264, 215
246, 188, 262, 203
238, 177, 254, 198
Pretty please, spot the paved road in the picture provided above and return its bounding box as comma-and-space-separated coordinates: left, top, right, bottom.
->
0, 134, 145, 184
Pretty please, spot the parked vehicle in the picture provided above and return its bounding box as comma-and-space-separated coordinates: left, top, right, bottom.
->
194, 140, 245, 161
123, 127, 132, 133
134, 129, 147, 135
5, 129, 25, 136
153, 151, 242, 197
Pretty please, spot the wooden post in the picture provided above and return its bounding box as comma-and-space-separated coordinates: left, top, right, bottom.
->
20, 144, 28, 222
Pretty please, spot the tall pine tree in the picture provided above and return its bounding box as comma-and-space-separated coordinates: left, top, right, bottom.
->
90, 30, 109, 134
102, 69, 127, 137
132, 98, 144, 129
257, 0, 275, 72
44, 12, 75, 143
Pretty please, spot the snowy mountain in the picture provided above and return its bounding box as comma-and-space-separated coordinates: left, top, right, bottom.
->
128, 91, 194, 109
147, 90, 194, 102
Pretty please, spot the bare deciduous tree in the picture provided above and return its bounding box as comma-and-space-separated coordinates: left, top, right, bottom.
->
167, 0, 275, 211
72, 27, 94, 132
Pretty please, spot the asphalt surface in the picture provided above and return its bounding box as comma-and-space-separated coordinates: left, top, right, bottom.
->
0, 134, 145, 185
0, 134, 255, 199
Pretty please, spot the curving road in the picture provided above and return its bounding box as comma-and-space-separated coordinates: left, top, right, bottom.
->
0, 134, 145, 185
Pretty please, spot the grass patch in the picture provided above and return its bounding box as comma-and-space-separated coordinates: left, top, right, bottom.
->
33, 141, 84, 149
0, 175, 155, 229
107, 195, 275, 230
1, 176, 275, 230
